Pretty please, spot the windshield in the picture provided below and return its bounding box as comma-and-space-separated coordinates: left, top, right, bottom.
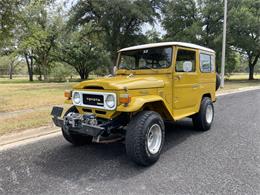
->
118, 47, 173, 70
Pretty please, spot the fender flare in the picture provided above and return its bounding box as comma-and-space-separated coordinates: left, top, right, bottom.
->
116, 95, 174, 119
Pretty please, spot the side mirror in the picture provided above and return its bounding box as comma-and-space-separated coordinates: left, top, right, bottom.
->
183, 61, 193, 72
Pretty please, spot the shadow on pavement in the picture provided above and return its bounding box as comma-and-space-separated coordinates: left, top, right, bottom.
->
37, 119, 202, 182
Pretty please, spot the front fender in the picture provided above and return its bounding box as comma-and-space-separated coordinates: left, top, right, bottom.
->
64, 99, 72, 104
116, 95, 172, 115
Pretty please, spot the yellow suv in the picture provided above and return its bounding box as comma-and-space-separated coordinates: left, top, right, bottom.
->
51, 42, 220, 166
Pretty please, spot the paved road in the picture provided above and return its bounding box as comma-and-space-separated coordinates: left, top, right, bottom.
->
0, 90, 259, 195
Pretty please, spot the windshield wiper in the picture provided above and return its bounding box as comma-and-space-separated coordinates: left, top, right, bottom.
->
142, 64, 157, 72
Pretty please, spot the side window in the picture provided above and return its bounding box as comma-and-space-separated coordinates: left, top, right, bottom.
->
200, 53, 215, 72
211, 55, 215, 72
176, 49, 196, 72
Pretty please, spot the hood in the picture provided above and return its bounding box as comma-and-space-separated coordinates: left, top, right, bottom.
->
73, 76, 164, 90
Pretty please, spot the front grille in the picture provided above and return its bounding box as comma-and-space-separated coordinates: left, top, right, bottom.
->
82, 94, 104, 107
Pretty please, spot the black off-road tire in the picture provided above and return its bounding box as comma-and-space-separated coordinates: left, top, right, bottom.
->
62, 106, 93, 146
192, 97, 214, 131
125, 111, 165, 166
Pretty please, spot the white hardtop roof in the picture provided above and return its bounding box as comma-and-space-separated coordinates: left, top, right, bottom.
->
119, 42, 215, 53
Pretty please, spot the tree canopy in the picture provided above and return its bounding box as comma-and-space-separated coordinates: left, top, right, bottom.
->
56, 23, 111, 79
229, 0, 260, 79
0, 0, 259, 80
69, 0, 162, 72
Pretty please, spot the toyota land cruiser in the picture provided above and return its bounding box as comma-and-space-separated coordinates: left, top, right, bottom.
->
51, 42, 220, 166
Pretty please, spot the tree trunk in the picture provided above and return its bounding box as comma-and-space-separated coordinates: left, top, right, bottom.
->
248, 54, 259, 80
76, 65, 89, 80
249, 64, 254, 80
80, 75, 84, 80
79, 71, 89, 80
108, 46, 118, 74
43, 70, 48, 81
84, 72, 89, 80
43, 57, 49, 81
77, 69, 85, 80
9, 61, 13, 79
24, 54, 33, 81
38, 69, 43, 81
37, 65, 42, 81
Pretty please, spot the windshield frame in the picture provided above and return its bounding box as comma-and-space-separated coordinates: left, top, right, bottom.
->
117, 46, 174, 71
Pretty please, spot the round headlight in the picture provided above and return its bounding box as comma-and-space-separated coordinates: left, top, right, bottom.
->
73, 92, 81, 104
105, 95, 115, 108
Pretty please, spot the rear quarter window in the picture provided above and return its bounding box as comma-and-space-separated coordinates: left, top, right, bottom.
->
200, 53, 215, 73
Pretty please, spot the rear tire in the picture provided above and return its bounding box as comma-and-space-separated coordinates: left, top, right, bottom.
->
62, 106, 93, 146
125, 111, 165, 166
192, 97, 214, 131
216, 74, 221, 91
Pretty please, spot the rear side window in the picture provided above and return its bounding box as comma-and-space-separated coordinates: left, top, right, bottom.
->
200, 53, 215, 72
175, 49, 196, 72
211, 56, 215, 72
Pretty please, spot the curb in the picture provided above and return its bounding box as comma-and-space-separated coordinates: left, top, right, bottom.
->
0, 126, 60, 148
217, 86, 260, 96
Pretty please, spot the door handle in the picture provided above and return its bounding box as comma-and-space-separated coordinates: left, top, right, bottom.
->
174, 75, 182, 80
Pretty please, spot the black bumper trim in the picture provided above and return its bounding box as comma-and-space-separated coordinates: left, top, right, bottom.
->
52, 117, 105, 137
70, 124, 105, 137
51, 106, 128, 137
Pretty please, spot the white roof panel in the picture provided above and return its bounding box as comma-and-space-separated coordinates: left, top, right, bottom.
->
119, 42, 215, 53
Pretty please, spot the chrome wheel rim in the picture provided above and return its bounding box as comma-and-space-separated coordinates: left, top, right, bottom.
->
147, 124, 162, 154
206, 104, 213, 124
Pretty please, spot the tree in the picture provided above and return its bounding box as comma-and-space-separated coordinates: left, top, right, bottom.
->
145, 28, 162, 43
17, 0, 61, 81
0, 0, 22, 49
69, 0, 162, 73
0, 54, 22, 77
56, 24, 111, 80
8, 54, 22, 79
229, 0, 260, 80
0, 0, 25, 79
162, 0, 239, 73
162, 0, 200, 43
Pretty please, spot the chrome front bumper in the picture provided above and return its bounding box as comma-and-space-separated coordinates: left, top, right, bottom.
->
51, 106, 105, 137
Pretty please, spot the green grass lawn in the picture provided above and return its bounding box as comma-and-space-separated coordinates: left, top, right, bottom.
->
226, 73, 260, 80
219, 79, 260, 91
0, 81, 74, 135
0, 82, 74, 112
0, 74, 259, 135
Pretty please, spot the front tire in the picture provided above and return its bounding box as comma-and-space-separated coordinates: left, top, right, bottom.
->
192, 97, 214, 131
125, 111, 165, 166
62, 106, 93, 146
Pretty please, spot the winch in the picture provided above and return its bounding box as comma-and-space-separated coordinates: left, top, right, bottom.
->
64, 112, 98, 128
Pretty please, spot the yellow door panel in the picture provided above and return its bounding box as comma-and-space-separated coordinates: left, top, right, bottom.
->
173, 47, 200, 118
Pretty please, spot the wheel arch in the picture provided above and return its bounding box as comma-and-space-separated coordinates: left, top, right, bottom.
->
142, 101, 173, 120
116, 95, 174, 120
195, 93, 213, 114
202, 93, 212, 100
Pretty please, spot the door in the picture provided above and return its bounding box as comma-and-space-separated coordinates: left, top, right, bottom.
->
173, 47, 200, 117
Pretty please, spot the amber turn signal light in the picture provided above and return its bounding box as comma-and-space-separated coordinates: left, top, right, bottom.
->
64, 90, 72, 99
119, 94, 131, 104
